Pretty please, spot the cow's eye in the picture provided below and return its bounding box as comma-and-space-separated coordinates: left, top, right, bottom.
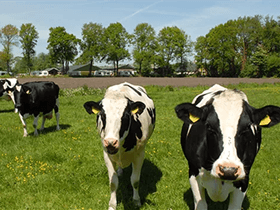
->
206, 123, 217, 133
238, 125, 252, 136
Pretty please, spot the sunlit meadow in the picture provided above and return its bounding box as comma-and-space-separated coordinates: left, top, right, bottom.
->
0, 83, 280, 209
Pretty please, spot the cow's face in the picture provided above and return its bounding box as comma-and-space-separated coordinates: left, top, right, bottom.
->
176, 89, 280, 181
84, 99, 145, 154
14, 85, 32, 109
0, 80, 8, 97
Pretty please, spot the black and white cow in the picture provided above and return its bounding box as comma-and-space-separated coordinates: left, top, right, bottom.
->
14, 81, 60, 137
0, 78, 19, 112
175, 84, 280, 210
84, 82, 156, 210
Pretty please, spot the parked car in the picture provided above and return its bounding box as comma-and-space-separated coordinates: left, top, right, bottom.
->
38, 70, 49, 77
94, 70, 114, 77
0, 71, 8, 76
118, 71, 132, 77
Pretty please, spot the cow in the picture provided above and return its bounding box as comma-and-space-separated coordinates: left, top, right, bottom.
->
14, 81, 60, 137
83, 82, 156, 210
175, 84, 280, 210
0, 78, 19, 112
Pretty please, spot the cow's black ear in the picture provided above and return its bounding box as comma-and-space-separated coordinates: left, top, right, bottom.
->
83, 101, 102, 115
131, 101, 146, 115
254, 105, 280, 127
175, 103, 203, 124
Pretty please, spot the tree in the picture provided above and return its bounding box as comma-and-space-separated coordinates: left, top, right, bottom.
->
195, 16, 263, 77
33, 52, 53, 70
102, 22, 131, 75
262, 15, 280, 54
47, 27, 79, 74
0, 24, 19, 73
156, 26, 192, 76
132, 23, 157, 76
79, 22, 104, 76
235, 16, 262, 72
19, 23, 39, 74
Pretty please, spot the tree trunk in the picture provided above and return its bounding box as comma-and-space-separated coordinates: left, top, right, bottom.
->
88, 59, 93, 77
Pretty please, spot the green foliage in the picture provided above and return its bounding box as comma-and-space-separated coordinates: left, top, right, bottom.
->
156, 26, 193, 76
79, 23, 104, 76
102, 22, 131, 74
266, 54, 280, 77
0, 83, 280, 209
132, 23, 157, 76
0, 24, 19, 72
195, 15, 280, 78
19, 23, 39, 74
47, 27, 80, 74
33, 52, 53, 71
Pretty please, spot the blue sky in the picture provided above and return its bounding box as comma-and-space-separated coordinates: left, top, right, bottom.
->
0, 0, 279, 64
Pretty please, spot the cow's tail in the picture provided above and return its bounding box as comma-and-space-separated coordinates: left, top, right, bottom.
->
54, 83, 60, 130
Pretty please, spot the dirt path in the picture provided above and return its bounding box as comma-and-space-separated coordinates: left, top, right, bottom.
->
17, 77, 280, 89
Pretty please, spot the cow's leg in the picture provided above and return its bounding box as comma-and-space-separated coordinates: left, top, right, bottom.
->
19, 113, 28, 137
40, 111, 52, 131
54, 98, 60, 130
8, 93, 17, 113
131, 150, 145, 207
189, 175, 207, 210
33, 115, 40, 136
103, 151, 118, 210
40, 116, 46, 131
228, 188, 246, 210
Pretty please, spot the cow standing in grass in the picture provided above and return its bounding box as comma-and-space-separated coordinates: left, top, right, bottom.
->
14, 81, 60, 137
175, 84, 280, 210
84, 82, 156, 210
0, 78, 19, 112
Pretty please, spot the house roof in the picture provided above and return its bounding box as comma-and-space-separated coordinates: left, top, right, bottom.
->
68, 63, 100, 72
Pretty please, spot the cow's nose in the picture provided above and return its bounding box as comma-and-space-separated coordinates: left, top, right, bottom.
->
217, 164, 241, 180
104, 138, 119, 155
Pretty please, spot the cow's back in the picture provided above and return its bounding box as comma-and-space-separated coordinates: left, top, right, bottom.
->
25, 81, 59, 100
19, 81, 59, 114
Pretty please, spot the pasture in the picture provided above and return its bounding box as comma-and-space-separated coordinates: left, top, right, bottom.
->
0, 83, 280, 210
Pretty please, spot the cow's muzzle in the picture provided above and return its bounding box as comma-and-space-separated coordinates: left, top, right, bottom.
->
103, 138, 119, 155
217, 164, 241, 180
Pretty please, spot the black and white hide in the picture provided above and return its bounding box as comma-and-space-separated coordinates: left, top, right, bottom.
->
84, 82, 156, 210
14, 81, 60, 137
175, 84, 280, 210
0, 78, 19, 112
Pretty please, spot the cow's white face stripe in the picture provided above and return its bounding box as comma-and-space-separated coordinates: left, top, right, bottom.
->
211, 90, 246, 179
101, 97, 128, 141
16, 85, 22, 92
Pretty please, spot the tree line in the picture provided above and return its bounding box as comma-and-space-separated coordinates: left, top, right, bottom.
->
195, 15, 280, 77
0, 15, 279, 77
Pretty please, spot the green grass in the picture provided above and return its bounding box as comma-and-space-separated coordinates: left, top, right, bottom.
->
0, 83, 280, 209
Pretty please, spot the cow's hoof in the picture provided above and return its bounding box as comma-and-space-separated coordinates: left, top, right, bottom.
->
133, 199, 141, 207
108, 206, 116, 210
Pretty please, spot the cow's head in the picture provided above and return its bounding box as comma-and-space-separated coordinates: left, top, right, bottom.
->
175, 89, 280, 181
0, 79, 11, 97
14, 84, 33, 109
84, 98, 146, 154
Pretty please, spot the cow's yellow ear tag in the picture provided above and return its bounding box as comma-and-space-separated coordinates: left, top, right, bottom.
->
131, 107, 139, 114
26, 90, 31, 94
259, 115, 271, 126
189, 113, 200, 123
92, 107, 100, 114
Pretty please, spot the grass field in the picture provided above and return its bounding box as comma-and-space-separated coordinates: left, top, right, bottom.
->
0, 83, 280, 210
